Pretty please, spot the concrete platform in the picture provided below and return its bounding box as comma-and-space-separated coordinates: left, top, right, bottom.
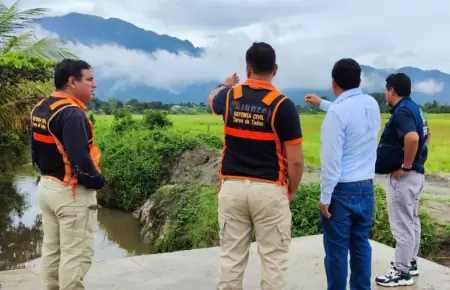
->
1, 235, 449, 290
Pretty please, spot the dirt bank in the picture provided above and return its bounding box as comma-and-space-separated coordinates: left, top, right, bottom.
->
146, 146, 450, 225
134, 147, 220, 246
134, 146, 450, 265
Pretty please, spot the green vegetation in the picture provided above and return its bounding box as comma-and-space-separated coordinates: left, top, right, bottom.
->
87, 93, 450, 116
92, 111, 448, 262
96, 110, 222, 210
0, 0, 77, 270
143, 182, 442, 259
1, 0, 76, 133
0, 0, 449, 271
95, 113, 450, 173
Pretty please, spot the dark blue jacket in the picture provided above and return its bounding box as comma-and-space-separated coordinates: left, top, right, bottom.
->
375, 97, 429, 174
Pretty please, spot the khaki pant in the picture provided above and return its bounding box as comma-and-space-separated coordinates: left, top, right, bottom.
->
217, 179, 292, 290
386, 171, 425, 273
38, 176, 97, 290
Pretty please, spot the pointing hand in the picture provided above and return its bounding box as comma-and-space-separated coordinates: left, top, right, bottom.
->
224, 73, 240, 87
304, 94, 322, 105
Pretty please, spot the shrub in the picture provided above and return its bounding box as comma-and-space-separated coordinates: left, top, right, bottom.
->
153, 183, 219, 252
111, 108, 139, 134
88, 112, 96, 125
150, 182, 441, 259
143, 109, 173, 130
0, 132, 29, 173
97, 128, 199, 210
290, 183, 323, 237
194, 132, 222, 149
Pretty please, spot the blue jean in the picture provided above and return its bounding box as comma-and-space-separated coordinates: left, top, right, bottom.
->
321, 181, 375, 290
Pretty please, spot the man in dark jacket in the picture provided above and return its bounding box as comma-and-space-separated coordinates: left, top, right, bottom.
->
31, 59, 105, 290
375, 73, 430, 287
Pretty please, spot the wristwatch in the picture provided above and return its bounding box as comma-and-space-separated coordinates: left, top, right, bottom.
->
401, 164, 412, 172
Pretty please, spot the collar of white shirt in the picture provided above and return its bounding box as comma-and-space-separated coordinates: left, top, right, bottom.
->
334, 88, 363, 104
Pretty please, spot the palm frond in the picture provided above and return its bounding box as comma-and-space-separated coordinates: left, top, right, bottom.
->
0, 30, 33, 53
20, 36, 78, 60
0, 79, 53, 131
0, 1, 79, 133
0, 0, 47, 40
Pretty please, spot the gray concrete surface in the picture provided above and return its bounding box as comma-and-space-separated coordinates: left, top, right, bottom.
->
1, 235, 449, 290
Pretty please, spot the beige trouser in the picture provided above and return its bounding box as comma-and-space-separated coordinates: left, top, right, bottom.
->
217, 179, 292, 290
38, 176, 98, 290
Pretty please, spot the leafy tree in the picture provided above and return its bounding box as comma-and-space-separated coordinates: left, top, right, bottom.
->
0, 52, 54, 132
0, 0, 77, 133
143, 109, 173, 130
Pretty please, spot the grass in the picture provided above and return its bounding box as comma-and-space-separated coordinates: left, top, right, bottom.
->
94, 113, 450, 173
91, 111, 449, 263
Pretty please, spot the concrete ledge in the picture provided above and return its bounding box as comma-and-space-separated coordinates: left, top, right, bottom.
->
1, 235, 449, 289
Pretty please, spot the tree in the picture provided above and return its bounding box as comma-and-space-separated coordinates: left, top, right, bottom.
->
0, 0, 77, 132
0, 0, 76, 60
143, 109, 173, 130
369, 92, 390, 113
0, 53, 54, 132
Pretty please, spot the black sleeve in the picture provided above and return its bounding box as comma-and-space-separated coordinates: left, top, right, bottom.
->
273, 97, 303, 144
56, 108, 106, 190
211, 87, 230, 115
394, 107, 417, 139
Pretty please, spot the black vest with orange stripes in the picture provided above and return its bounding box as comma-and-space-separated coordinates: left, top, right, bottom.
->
30, 92, 101, 187
219, 84, 289, 185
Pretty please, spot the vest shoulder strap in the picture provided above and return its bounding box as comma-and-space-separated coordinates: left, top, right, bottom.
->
233, 84, 283, 106
233, 85, 243, 99
262, 91, 282, 106
49, 98, 79, 110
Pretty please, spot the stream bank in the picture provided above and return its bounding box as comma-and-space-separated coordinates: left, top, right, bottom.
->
0, 166, 154, 272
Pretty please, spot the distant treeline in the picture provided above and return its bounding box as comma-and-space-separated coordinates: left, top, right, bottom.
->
87, 93, 450, 115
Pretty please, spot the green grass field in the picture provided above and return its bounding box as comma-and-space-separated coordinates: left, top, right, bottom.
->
95, 113, 450, 173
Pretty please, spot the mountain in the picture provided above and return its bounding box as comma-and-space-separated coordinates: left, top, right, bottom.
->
37, 13, 450, 105
38, 13, 202, 56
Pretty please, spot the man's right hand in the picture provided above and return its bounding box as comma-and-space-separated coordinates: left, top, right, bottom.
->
224, 73, 240, 87
304, 94, 322, 105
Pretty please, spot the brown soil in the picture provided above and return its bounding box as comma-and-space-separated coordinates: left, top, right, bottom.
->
165, 147, 220, 185
430, 240, 450, 268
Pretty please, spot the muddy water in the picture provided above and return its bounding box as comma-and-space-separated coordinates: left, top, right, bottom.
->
1, 171, 153, 271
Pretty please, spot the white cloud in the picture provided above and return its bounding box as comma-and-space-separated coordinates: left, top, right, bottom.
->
360, 72, 386, 92
412, 79, 445, 95
9, 0, 450, 95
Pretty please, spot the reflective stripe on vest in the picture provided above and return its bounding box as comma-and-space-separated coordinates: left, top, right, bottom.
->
220, 85, 288, 185
31, 94, 101, 199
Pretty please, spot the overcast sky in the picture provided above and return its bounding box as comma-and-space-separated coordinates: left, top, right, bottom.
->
7, 0, 449, 93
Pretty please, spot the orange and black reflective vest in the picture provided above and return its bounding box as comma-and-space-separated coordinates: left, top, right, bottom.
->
30, 91, 101, 198
219, 80, 289, 186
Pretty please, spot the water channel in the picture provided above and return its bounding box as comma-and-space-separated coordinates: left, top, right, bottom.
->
0, 166, 153, 271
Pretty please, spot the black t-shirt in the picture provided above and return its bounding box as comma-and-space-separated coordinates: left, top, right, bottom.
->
212, 87, 303, 144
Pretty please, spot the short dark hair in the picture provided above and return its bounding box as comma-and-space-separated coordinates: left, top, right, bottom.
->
54, 59, 92, 90
331, 58, 361, 90
245, 42, 276, 74
386, 73, 411, 97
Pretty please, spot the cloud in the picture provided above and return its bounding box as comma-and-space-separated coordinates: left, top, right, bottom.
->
13, 0, 450, 95
412, 79, 444, 95
33, 24, 395, 93
360, 72, 386, 92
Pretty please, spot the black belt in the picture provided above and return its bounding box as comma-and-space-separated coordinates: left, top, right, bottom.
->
339, 179, 373, 184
